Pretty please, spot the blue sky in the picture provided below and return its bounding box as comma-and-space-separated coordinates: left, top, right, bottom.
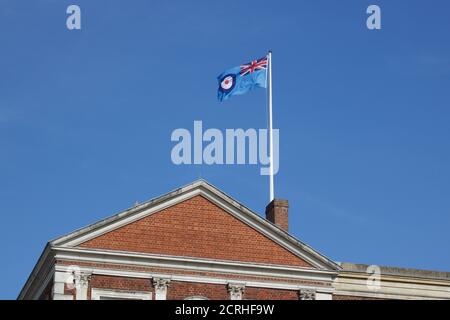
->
1, 0, 450, 299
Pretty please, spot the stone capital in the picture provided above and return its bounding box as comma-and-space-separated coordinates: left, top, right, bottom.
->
74, 273, 91, 287
299, 289, 316, 300
153, 277, 171, 300
227, 283, 245, 300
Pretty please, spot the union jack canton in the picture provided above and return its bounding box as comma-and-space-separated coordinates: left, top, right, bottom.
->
240, 57, 268, 76
217, 55, 268, 102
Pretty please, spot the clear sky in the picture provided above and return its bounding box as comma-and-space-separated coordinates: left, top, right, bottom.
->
1, 0, 450, 299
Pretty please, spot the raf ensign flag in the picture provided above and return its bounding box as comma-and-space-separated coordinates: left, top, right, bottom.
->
217, 56, 268, 102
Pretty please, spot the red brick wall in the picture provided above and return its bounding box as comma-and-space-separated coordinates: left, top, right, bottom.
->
79, 195, 312, 267
244, 287, 298, 300
161, 280, 299, 300
57, 272, 304, 300
89, 275, 153, 299
167, 281, 228, 300
62, 274, 302, 300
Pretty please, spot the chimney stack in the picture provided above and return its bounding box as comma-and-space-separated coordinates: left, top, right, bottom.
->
265, 199, 289, 232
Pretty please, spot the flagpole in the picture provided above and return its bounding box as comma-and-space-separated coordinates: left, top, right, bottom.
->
267, 50, 274, 202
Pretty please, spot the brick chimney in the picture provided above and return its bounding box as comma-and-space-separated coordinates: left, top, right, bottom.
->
265, 199, 289, 232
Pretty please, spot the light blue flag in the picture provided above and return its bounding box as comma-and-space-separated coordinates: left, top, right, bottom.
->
217, 56, 268, 102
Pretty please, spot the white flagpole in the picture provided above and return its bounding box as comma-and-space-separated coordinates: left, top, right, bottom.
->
267, 51, 274, 202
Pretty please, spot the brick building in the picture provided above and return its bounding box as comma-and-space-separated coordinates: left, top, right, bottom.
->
18, 180, 450, 300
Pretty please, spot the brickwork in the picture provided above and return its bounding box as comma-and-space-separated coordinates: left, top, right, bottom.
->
167, 281, 228, 300
244, 287, 299, 300
79, 195, 312, 268
55, 260, 330, 289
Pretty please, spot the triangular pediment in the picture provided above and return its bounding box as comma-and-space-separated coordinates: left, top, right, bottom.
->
51, 180, 340, 270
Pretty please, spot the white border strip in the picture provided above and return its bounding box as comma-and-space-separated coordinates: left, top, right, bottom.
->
54, 247, 337, 283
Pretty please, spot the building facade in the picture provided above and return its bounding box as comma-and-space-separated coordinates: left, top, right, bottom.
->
18, 180, 450, 300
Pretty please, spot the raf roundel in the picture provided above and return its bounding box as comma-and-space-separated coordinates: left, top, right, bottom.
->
219, 74, 236, 94
221, 76, 233, 90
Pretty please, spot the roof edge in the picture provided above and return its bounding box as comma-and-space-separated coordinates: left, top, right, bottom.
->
340, 262, 450, 281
